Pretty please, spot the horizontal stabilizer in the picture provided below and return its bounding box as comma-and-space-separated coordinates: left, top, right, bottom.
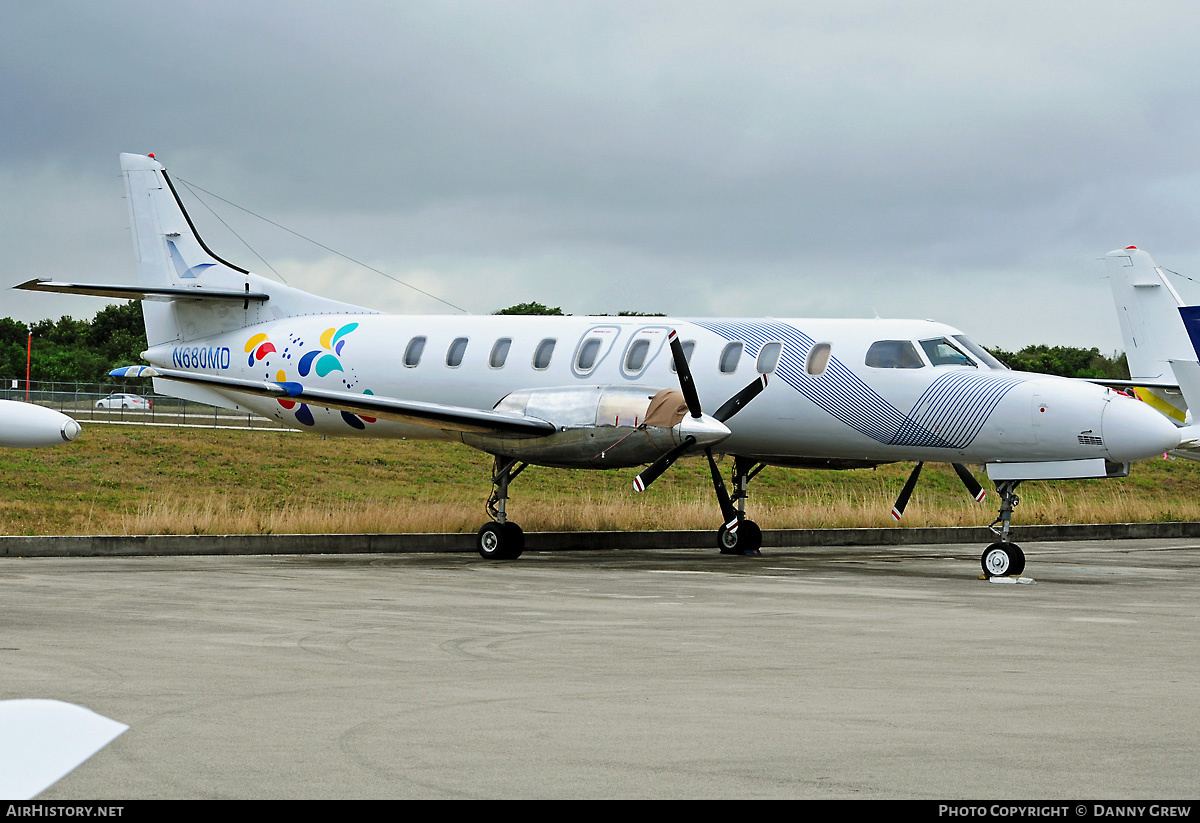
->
112, 366, 556, 436
1082, 377, 1181, 390
16, 279, 269, 303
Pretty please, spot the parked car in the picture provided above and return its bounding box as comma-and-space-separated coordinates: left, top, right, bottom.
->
95, 393, 152, 410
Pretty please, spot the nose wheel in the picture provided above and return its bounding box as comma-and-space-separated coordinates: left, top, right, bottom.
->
983, 480, 1025, 576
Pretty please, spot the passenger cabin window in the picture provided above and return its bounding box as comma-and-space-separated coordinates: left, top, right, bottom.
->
490, 338, 512, 368
719, 341, 743, 374
805, 342, 832, 376
668, 340, 696, 373
576, 338, 602, 372
919, 337, 976, 367
404, 336, 426, 368
533, 338, 556, 370
756, 342, 782, 374
865, 340, 924, 369
446, 337, 468, 368
625, 339, 650, 372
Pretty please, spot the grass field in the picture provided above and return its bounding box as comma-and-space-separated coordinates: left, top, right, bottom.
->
1, 424, 1198, 536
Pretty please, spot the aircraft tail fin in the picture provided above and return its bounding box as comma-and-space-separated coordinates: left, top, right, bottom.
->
120, 153, 372, 347
1105, 246, 1192, 422
1106, 246, 1195, 383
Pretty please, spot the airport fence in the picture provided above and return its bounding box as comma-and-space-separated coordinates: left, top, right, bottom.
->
0, 377, 288, 431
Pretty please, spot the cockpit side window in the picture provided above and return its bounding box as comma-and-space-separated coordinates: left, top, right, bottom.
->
919, 337, 977, 367
865, 340, 924, 369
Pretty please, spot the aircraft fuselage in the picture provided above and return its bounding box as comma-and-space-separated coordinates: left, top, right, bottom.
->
144, 312, 1169, 470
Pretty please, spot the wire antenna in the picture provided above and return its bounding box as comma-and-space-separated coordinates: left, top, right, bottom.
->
176, 176, 471, 314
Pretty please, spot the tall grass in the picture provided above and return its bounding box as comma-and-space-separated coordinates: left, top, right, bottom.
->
3, 426, 1200, 535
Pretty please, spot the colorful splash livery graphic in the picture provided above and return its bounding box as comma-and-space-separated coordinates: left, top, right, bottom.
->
244, 323, 376, 429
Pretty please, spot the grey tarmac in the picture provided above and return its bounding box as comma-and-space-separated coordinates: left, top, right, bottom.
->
3, 537, 1198, 799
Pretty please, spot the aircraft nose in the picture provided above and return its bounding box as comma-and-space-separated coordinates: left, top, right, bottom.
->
1102, 395, 1181, 462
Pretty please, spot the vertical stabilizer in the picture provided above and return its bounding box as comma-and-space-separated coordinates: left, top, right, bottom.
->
119, 153, 373, 348
121, 153, 251, 346
1106, 246, 1194, 382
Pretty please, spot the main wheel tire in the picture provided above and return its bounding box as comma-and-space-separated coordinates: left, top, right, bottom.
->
981, 542, 1025, 577
717, 520, 763, 555
500, 521, 524, 559
477, 521, 524, 560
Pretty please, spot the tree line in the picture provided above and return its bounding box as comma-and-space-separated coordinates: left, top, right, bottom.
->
4, 300, 1129, 384
3, 302, 148, 384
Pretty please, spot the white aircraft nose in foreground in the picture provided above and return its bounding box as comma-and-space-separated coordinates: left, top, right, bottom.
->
17, 154, 1182, 576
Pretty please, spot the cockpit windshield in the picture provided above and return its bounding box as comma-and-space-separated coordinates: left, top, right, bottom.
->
919, 337, 977, 367
952, 335, 1008, 370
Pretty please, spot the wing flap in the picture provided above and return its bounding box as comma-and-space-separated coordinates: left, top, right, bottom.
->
111, 366, 554, 436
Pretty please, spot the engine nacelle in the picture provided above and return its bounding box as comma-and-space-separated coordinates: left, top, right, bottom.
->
463, 385, 720, 469
0, 400, 82, 448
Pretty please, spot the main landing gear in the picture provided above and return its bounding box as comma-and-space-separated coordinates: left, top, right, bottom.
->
982, 480, 1025, 577
477, 456, 527, 559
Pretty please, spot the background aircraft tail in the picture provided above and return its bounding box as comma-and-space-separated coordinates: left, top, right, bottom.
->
1105, 246, 1191, 422
120, 153, 372, 348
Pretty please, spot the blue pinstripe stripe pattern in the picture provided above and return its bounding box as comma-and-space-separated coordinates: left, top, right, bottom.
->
694, 321, 1024, 449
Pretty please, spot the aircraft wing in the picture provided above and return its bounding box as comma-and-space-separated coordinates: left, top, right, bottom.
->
16, 279, 269, 303
110, 366, 554, 436
1082, 377, 1181, 390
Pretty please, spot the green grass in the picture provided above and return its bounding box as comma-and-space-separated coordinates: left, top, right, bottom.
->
1, 424, 1198, 535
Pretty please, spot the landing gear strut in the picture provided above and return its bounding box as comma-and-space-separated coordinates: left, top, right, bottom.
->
713, 455, 765, 556
477, 456, 527, 559
982, 480, 1026, 576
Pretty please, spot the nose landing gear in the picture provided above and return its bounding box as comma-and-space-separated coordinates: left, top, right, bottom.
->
983, 480, 1025, 576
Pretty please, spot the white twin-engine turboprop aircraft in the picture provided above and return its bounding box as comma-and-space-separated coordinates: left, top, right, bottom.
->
16, 154, 1185, 574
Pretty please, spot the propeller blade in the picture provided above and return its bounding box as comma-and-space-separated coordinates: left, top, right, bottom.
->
712, 374, 768, 423
669, 330, 702, 419
952, 462, 986, 503
891, 461, 924, 521
704, 448, 739, 524
633, 436, 695, 492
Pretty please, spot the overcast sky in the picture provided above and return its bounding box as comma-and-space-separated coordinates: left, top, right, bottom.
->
6, 0, 1200, 353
